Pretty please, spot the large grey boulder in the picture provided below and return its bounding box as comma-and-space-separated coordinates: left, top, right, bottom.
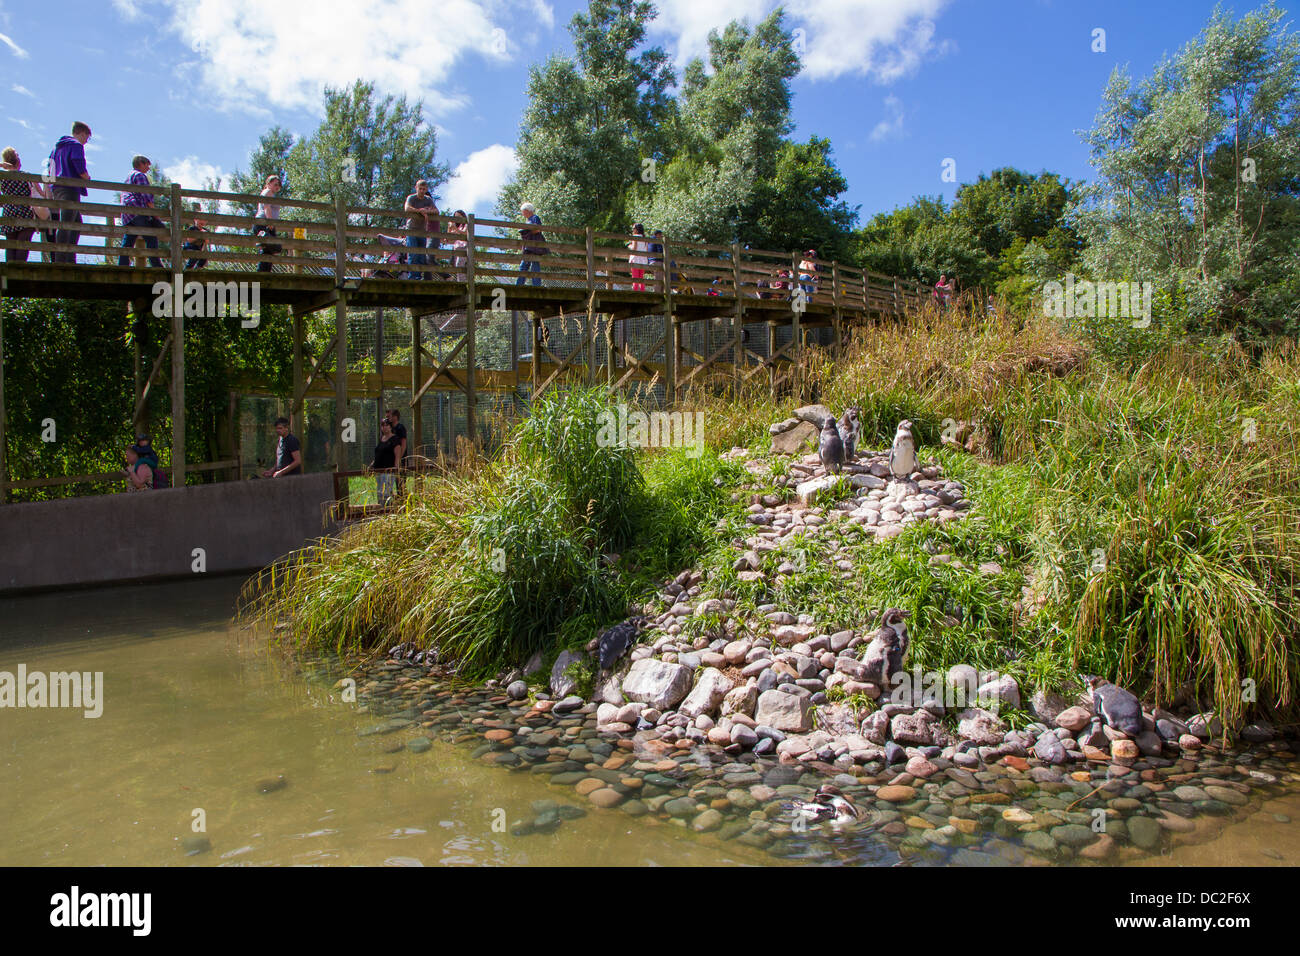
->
956, 707, 1005, 745
754, 689, 812, 733
679, 667, 734, 719
621, 658, 694, 710
549, 649, 586, 698
771, 421, 818, 455
792, 404, 834, 426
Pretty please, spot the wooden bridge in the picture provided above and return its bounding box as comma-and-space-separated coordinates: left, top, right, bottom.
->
0, 170, 924, 498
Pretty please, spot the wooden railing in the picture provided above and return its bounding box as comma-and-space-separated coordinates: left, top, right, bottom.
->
0, 458, 239, 493
0, 170, 926, 313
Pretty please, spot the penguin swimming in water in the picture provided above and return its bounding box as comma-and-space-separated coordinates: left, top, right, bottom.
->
597, 616, 649, 672
819, 417, 845, 474
837, 406, 861, 461
1082, 675, 1144, 737
889, 419, 917, 479
787, 784, 863, 828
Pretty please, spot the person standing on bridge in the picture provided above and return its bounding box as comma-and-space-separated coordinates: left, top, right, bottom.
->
1, 146, 42, 263
627, 223, 649, 291
403, 179, 438, 280
263, 417, 302, 478
255, 174, 282, 273
118, 155, 165, 268
516, 202, 545, 286
47, 122, 92, 264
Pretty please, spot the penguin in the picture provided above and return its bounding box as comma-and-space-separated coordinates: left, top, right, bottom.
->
597, 616, 649, 672
888, 419, 917, 479
837, 406, 861, 461
1082, 675, 1144, 737
787, 784, 863, 828
862, 607, 909, 686
819, 417, 845, 474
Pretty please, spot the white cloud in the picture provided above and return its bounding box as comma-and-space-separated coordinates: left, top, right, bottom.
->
11, 83, 35, 98
650, 0, 953, 83
788, 0, 955, 82
141, 0, 545, 118
165, 155, 228, 191
0, 29, 28, 58
111, 0, 142, 19
869, 94, 905, 142
649, 0, 770, 68
440, 143, 518, 214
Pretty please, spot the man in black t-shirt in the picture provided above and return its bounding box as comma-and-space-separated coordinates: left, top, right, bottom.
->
384, 408, 408, 466
263, 417, 302, 477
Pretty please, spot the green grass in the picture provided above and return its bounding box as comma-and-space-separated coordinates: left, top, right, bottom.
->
247, 310, 1300, 727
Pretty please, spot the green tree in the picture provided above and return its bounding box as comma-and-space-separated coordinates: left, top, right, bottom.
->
285, 80, 449, 226
498, 0, 675, 229
1073, 1, 1300, 338
230, 126, 296, 212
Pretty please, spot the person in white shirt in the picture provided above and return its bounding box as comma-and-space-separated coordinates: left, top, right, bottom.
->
255, 174, 282, 273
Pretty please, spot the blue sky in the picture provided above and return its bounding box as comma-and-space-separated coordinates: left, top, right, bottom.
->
2, 0, 1295, 226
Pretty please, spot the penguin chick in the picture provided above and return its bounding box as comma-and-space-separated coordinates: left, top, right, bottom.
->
1082, 675, 1144, 737
889, 419, 917, 479
597, 616, 649, 672
837, 406, 861, 461
819, 417, 845, 474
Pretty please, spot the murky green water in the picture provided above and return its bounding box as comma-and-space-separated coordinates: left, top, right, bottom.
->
0, 577, 769, 866
1, 576, 1295, 866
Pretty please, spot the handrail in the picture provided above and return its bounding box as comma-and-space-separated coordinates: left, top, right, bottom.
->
0, 168, 929, 312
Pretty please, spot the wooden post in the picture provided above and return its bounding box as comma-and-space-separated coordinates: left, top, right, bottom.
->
334, 194, 348, 281
832, 261, 842, 357
169, 184, 186, 487
375, 306, 385, 440
767, 319, 777, 398
464, 215, 478, 447
0, 275, 6, 504
663, 236, 676, 404
409, 309, 421, 457
731, 243, 744, 388
586, 226, 597, 385
291, 309, 304, 422
335, 293, 349, 472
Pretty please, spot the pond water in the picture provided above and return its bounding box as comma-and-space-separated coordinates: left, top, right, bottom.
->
1, 576, 1295, 867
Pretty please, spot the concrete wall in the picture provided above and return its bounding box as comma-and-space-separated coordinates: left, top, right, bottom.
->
0, 474, 340, 593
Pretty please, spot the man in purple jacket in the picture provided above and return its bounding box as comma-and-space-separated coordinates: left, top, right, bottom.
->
48, 121, 92, 263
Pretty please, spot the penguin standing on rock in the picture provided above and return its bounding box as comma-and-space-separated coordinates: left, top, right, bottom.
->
1082, 675, 1144, 737
597, 616, 649, 672
837, 406, 861, 461
819, 417, 845, 474
861, 608, 909, 686
889, 419, 917, 479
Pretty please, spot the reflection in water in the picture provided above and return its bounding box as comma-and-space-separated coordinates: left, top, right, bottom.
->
0, 577, 768, 867
1, 576, 1295, 867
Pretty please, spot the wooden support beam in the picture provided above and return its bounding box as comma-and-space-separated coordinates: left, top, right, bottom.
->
132, 332, 173, 427
464, 214, 478, 445
375, 306, 385, 439
663, 236, 676, 404
335, 292, 348, 472
410, 309, 421, 455
411, 330, 469, 405
732, 243, 744, 390
291, 308, 304, 421
169, 184, 186, 487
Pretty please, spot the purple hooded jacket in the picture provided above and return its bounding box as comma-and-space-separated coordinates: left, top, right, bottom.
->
49, 135, 88, 195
